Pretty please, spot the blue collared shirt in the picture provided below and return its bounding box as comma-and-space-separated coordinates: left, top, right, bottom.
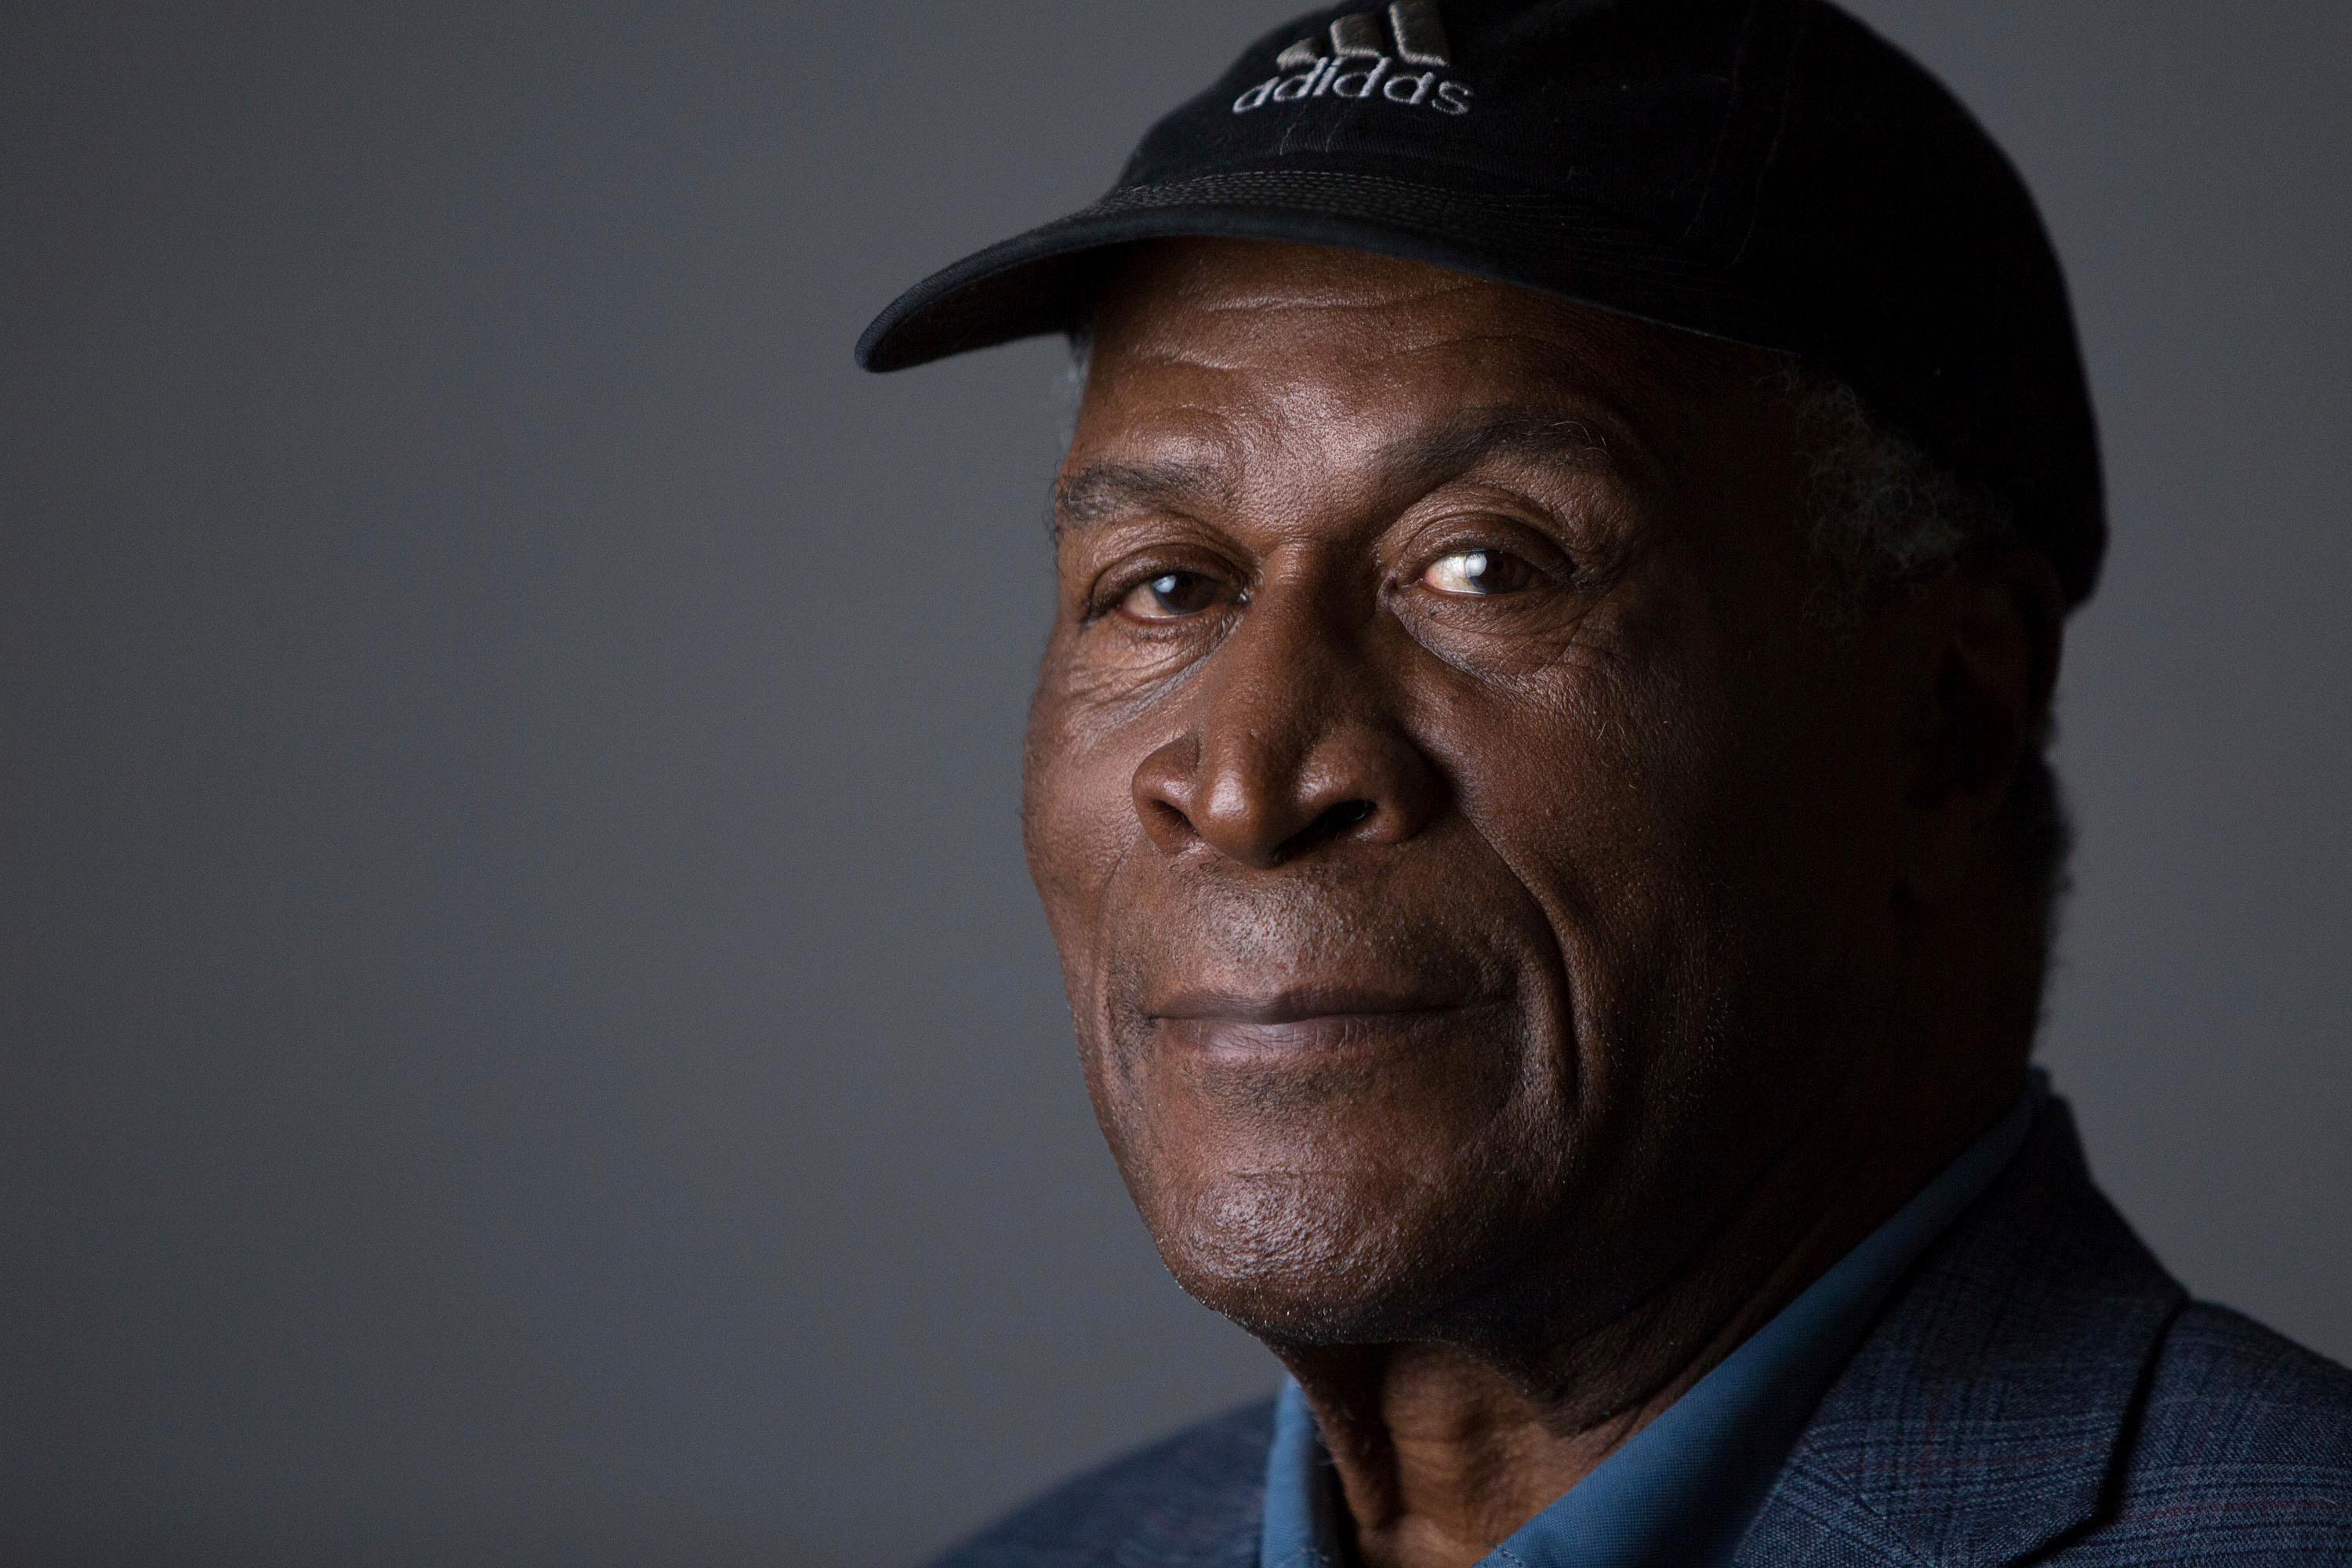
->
1259, 1083, 2042, 1568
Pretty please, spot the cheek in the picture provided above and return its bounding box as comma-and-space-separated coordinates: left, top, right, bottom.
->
1449, 604, 1902, 1203
1428, 628, 1718, 904
1420, 613, 1769, 1095
1022, 674, 1131, 935
1021, 665, 1173, 1109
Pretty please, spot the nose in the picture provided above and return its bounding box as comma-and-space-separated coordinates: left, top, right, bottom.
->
1131, 591, 1443, 869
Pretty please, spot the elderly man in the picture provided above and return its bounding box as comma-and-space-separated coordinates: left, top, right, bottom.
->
857, 3, 2352, 1565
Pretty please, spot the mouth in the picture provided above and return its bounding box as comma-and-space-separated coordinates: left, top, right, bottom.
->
1149, 985, 1470, 1025
1144, 985, 1499, 1056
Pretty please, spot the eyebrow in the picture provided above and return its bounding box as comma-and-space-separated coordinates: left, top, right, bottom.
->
1051, 407, 1630, 539
1053, 459, 1232, 542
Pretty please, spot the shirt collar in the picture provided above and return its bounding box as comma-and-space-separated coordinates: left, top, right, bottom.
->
1259, 1080, 2043, 1568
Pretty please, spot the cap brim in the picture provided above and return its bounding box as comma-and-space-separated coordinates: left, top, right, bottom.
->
856, 169, 1802, 372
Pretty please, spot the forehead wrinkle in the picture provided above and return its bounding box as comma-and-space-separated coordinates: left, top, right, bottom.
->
1068, 387, 1641, 546
1337, 326, 1668, 419
1180, 270, 1488, 319
1074, 281, 1716, 536
1055, 390, 1265, 539
1205, 341, 1665, 500
1146, 321, 1674, 470
1104, 278, 1501, 380
1373, 408, 1618, 487
1111, 238, 1490, 316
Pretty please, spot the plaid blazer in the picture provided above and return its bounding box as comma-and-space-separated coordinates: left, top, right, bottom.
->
932, 1098, 2352, 1566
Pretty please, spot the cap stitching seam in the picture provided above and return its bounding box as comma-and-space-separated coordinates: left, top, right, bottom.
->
1679, 0, 1769, 245
1724, 5, 1813, 269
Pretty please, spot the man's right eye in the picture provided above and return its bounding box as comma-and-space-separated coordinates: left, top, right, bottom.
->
1118, 571, 1222, 622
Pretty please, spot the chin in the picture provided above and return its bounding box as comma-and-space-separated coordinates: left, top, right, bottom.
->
1137, 1163, 1519, 1345
1083, 997, 1574, 1344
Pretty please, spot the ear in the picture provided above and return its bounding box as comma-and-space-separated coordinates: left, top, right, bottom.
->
1899, 546, 2065, 904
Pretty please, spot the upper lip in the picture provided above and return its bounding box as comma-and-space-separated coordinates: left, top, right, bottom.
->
1145, 985, 1478, 1024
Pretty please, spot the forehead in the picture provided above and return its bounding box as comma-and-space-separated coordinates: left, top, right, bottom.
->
1075, 238, 1771, 471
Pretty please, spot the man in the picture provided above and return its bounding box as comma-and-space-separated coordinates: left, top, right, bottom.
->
856, 3, 2352, 1565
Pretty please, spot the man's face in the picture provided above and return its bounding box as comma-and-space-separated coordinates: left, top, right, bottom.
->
1023, 240, 1921, 1345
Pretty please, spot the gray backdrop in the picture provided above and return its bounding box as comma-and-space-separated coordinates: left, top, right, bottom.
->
3, 3, 2345, 1564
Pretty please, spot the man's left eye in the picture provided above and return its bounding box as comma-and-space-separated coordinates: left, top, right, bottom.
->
1417, 549, 1539, 597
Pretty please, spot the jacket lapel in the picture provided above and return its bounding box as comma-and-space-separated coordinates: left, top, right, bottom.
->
1731, 1097, 2185, 1567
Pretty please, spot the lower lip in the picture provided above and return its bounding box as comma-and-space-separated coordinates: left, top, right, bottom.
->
1153, 1007, 1483, 1058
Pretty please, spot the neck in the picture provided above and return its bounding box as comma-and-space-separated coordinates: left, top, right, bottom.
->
1270, 1053, 2026, 1568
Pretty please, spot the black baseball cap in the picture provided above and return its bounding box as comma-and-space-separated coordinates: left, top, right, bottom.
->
855, 0, 2106, 608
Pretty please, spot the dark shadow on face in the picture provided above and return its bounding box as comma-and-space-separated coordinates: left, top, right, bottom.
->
1022, 238, 1933, 1351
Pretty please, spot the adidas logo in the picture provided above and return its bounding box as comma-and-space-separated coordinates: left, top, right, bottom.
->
1233, 1, 1472, 116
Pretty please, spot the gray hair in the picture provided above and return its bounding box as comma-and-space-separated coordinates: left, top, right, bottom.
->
1781, 369, 2071, 919
1784, 373, 2014, 619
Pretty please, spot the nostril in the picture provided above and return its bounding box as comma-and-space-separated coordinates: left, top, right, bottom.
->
1272, 798, 1376, 862
1143, 797, 1195, 844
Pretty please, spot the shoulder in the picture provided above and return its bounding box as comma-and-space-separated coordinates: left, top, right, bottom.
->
924, 1398, 1274, 1568
2143, 1300, 2352, 1441
1735, 1098, 2352, 1568
2052, 1301, 2352, 1564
